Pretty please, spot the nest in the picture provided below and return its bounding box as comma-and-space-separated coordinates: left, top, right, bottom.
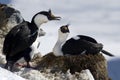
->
34, 52, 110, 80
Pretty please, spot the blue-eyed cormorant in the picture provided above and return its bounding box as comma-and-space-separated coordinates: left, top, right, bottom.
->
53, 25, 114, 56
3, 10, 61, 71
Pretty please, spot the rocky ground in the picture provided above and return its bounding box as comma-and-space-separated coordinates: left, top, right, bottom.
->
0, 52, 110, 80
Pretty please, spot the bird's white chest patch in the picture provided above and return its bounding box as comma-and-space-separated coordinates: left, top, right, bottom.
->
72, 36, 80, 40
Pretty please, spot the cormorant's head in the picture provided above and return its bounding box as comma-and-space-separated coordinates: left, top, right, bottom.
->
32, 10, 61, 27
58, 24, 70, 42
60, 24, 70, 33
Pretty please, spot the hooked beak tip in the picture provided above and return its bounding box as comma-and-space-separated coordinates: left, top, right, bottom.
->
54, 16, 61, 20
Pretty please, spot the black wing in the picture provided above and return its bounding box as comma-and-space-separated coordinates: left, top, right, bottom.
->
77, 35, 98, 43
3, 21, 38, 56
62, 35, 103, 55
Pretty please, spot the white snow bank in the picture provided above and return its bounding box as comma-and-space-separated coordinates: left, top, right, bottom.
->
14, 68, 47, 80
79, 69, 94, 80
14, 68, 94, 80
0, 67, 25, 80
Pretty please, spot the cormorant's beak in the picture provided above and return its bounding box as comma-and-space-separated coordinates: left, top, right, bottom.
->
49, 9, 61, 20
65, 24, 70, 27
50, 14, 61, 20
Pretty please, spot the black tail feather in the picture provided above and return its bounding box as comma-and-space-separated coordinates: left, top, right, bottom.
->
101, 50, 114, 57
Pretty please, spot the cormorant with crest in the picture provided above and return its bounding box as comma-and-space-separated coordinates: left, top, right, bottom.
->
53, 25, 114, 57
3, 10, 61, 71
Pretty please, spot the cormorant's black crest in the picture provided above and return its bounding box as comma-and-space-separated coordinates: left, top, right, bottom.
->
36, 10, 61, 20
60, 24, 70, 33
48, 9, 52, 14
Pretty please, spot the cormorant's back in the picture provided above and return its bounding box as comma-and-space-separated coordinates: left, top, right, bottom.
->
3, 21, 38, 57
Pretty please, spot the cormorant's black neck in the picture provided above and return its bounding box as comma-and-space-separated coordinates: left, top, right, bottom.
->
31, 19, 38, 27
31, 18, 35, 26
29, 22, 39, 33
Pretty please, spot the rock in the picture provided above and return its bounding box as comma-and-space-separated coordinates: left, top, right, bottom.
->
0, 53, 6, 64
0, 4, 23, 38
0, 3, 23, 54
35, 52, 110, 80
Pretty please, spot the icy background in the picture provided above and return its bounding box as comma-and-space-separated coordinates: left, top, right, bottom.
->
1, 0, 120, 80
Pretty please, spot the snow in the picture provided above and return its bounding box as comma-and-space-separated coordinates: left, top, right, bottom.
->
14, 68, 48, 80
0, 54, 95, 80
79, 69, 94, 80
14, 68, 95, 80
0, 67, 25, 80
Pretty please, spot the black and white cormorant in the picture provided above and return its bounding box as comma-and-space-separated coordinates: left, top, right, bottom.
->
53, 25, 114, 56
3, 10, 61, 71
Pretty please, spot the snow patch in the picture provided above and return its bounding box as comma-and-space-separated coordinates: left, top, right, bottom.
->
14, 68, 94, 80
79, 69, 94, 80
0, 67, 25, 80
